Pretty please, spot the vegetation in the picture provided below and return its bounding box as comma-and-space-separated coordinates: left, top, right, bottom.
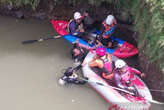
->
87, 0, 164, 72
125, 0, 164, 71
0, 0, 40, 10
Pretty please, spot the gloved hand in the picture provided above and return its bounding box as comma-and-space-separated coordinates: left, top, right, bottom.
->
80, 29, 85, 32
96, 35, 101, 41
75, 39, 80, 44
140, 73, 146, 78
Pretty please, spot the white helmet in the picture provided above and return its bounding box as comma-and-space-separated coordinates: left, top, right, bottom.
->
74, 12, 82, 20
115, 59, 126, 69
105, 15, 114, 25
58, 78, 66, 86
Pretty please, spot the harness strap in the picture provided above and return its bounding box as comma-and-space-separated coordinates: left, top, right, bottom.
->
102, 21, 116, 37
67, 19, 73, 33
100, 54, 108, 63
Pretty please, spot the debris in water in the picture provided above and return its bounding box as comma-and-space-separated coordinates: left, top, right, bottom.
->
71, 99, 75, 102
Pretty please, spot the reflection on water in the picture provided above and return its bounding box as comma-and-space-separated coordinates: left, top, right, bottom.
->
0, 16, 163, 110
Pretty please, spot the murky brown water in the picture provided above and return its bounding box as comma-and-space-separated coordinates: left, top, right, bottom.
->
0, 16, 163, 110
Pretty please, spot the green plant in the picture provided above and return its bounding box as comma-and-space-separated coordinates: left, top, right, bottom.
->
0, 0, 40, 10
116, 0, 164, 71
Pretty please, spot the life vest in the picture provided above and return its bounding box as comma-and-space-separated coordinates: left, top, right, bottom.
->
100, 54, 114, 79
67, 19, 73, 33
120, 67, 134, 84
102, 20, 116, 38
67, 19, 84, 34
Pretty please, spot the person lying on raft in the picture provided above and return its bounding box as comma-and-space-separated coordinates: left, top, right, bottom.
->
59, 65, 87, 85
96, 15, 117, 48
114, 59, 145, 96
89, 47, 114, 80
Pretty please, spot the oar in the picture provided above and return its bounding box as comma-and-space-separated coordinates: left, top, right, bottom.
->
22, 35, 61, 44
80, 77, 164, 104
149, 89, 164, 92
145, 98, 164, 104
80, 77, 135, 95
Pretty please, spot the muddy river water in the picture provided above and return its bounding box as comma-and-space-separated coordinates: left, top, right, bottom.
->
0, 16, 163, 110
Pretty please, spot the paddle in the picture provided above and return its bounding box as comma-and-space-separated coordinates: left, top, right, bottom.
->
146, 99, 164, 104
22, 35, 61, 44
79, 77, 135, 95
80, 77, 164, 104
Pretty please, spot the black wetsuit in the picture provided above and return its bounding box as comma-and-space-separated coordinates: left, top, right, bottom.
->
61, 65, 87, 85
71, 45, 89, 63
61, 76, 86, 85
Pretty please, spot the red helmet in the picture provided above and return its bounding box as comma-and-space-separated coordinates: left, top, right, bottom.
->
96, 47, 106, 57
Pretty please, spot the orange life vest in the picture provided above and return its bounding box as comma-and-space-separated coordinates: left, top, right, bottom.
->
102, 20, 117, 38
90, 54, 114, 80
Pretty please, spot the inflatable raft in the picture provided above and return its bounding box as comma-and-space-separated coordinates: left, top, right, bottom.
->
82, 52, 152, 110
51, 19, 138, 58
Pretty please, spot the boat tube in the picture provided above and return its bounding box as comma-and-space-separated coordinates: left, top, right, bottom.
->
51, 19, 138, 58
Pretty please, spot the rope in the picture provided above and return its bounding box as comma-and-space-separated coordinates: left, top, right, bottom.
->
79, 77, 134, 95
149, 89, 164, 92
82, 77, 164, 104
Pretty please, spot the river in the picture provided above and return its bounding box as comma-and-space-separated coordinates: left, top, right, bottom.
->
0, 15, 163, 110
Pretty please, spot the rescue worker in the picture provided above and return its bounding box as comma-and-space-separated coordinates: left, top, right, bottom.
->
97, 15, 117, 48
59, 65, 87, 85
68, 11, 96, 44
89, 47, 114, 80
71, 38, 91, 65
114, 59, 145, 95
71, 44, 89, 65
81, 10, 95, 33
68, 12, 85, 38
82, 10, 97, 45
